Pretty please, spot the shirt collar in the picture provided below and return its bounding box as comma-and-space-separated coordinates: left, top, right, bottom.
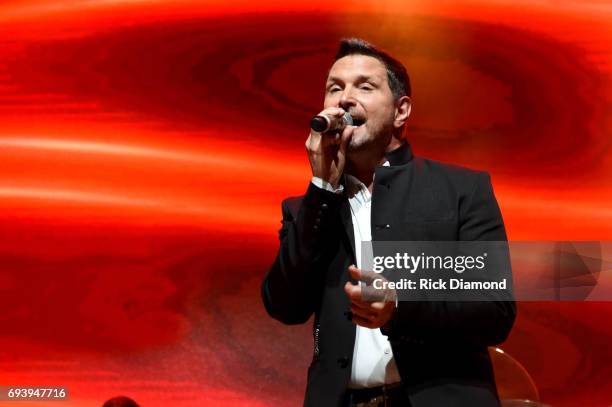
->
343, 140, 412, 201
344, 160, 389, 205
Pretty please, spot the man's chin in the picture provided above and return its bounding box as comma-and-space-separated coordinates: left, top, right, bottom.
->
347, 132, 370, 151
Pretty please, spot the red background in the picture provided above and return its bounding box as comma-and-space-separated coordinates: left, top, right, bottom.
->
0, 1, 611, 405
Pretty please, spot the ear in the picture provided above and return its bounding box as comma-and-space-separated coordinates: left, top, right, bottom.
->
393, 96, 411, 129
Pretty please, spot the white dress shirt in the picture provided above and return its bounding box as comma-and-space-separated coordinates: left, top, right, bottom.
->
311, 163, 401, 388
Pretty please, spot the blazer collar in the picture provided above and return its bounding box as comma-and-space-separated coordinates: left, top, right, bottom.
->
384, 140, 414, 166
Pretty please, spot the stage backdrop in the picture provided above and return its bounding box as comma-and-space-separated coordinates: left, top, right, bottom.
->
0, 0, 611, 406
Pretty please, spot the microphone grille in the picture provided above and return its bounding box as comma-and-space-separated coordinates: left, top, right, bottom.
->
343, 112, 354, 126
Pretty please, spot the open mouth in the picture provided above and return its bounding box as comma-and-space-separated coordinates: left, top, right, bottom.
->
352, 117, 366, 127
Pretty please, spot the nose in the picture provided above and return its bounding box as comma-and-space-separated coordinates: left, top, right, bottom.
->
339, 87, 357, 110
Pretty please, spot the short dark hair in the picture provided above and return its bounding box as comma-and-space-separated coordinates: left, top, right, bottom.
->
334, 38, 411, 99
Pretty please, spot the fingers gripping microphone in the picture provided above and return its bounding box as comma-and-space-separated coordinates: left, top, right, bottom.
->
310, 112, 353, 133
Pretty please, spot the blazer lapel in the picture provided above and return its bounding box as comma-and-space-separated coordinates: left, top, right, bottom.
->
339, 197, 356, 264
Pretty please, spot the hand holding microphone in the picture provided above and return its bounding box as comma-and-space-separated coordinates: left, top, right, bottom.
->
310, 111, 353, 133
305, 107, 356, 189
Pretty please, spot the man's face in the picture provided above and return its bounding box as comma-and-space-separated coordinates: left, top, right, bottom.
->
324, 54, 397, 151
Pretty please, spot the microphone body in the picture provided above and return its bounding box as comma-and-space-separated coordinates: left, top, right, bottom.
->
310, 112, 353, 133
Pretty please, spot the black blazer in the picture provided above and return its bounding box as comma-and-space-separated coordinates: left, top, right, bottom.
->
261, 141, 516, 407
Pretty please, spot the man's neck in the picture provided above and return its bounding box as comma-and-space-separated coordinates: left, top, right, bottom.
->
346, 137, 403, 193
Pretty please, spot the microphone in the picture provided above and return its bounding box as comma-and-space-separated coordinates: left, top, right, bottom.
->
310, 112, 353, 133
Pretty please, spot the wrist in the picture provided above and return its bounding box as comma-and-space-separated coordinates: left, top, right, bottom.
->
311, 176, 344, 194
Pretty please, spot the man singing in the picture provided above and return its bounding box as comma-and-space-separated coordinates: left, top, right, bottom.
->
261, 38, 515, 407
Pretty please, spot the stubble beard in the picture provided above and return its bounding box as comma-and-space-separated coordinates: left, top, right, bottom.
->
346, 122, 394, 169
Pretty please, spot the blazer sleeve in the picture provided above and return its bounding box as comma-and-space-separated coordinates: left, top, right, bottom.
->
382, 172, 516, 347
261, 182, 345, 325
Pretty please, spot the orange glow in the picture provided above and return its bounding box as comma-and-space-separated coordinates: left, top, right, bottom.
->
0, 0, 610, 406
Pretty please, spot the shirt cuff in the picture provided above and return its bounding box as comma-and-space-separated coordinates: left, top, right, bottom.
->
311, 176, 344, 194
